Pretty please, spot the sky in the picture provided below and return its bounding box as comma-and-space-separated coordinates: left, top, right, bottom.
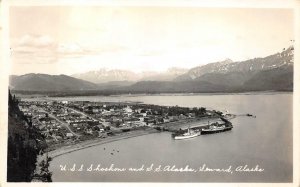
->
9, 6, 294, 75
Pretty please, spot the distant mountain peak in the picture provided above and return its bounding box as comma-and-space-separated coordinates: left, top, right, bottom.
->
175, 46, 293, 81
72, 69, 140, 84
72, 67, 188, 84
220, 58, 233, 64
166, 67, 188, 74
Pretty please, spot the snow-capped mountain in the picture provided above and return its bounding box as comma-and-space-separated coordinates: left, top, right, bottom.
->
72, 69, 141, 84
175, 47, 293, 81
72, 67, 188, 84
141, 67, 188, 81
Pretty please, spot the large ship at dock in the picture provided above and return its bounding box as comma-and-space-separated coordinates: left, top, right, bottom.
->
201, 120, 233, 135
173, 128, 200, 140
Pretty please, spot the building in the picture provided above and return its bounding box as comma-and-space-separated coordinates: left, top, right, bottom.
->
66, 133, 74, 138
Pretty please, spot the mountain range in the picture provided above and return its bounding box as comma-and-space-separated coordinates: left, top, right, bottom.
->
71, 67, 188, 84
9, 46, 294, 93
173, 46, 293, 90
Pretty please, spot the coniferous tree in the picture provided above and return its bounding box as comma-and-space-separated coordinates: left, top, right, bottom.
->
7, 90, 52, 182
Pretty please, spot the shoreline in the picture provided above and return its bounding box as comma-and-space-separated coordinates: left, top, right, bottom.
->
48, 129, 159, 158
14, 90, 292, 100
48, 115, 236, 159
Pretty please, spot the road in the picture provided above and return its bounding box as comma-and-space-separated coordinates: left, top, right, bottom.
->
35, 107, 81, 137
47, 112, 81, 137
64, 106, 118, 130
64, 106, 99, 121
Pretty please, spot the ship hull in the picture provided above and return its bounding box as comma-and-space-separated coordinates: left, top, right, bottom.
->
201, 127, 232, 135
174, 132, 200, 140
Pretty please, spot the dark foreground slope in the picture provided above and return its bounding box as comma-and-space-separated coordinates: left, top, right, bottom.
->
7, 91, 51, 182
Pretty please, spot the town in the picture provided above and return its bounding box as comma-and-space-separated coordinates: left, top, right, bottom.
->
18, 99, 227, 151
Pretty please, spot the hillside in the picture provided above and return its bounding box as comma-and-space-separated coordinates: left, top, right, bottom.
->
10, 73, 97, 91
242, 65, 293, 91
170, 47, 293, 92
175, 47, 293, 82
7, 91, 51, 181
127, 80, 229, 93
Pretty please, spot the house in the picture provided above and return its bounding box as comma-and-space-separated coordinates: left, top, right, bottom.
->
179, 114, 187, 119
98, 132, 108, 138
169, 116, 179, 121
38, 124, 46, 130
188, 113, 196, 118
61, 101, 69, 104
132, 121, 147, 127
66, 133, 74, 137
123, 106, 133, 113
92, 108, 99, 113
85, 128, 93, 135
102, 122, 111, 128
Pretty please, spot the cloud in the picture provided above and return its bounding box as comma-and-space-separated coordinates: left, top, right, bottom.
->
12, 35, 92, 64
56, 43, 92, 58
11, 34, 57, 64
57, 43, 83, 54
11, 34, 131, 65
18, 34, 55, 48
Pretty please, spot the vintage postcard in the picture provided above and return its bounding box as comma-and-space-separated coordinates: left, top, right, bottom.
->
0, 0, 299, 186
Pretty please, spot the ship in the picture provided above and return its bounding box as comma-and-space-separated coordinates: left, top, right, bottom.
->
201, 121, 232, 134
173, 128, 200, 140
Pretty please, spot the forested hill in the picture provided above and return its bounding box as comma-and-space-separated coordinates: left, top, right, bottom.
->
7, 90, 51, 182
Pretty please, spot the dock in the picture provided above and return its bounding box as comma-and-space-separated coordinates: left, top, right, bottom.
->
170, 117, 233, 136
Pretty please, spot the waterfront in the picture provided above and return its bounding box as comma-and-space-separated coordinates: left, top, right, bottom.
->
47, 93, 292, 182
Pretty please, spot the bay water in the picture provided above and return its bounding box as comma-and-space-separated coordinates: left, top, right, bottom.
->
47, 93, 293, 182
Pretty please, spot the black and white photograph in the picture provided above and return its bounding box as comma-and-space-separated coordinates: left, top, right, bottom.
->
0, 0, 299, 185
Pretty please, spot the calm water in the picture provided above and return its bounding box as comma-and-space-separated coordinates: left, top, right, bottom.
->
48, 93, 293, 182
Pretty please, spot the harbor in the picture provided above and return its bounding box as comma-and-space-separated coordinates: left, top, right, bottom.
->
46, 93, 292, 182
9, 92, 292, 182
17, 93, 290, 182
47, 113, 247, 157
170, 117, 233, 139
